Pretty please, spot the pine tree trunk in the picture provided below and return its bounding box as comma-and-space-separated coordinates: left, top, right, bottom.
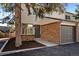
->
15, 3, 22, 47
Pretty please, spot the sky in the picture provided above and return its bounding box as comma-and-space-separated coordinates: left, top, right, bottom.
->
65, 3, 77, 13
0, 7, 11, 20
0, 3, 78, 20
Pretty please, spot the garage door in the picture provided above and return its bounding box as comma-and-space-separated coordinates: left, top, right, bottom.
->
61, 26, 76, 44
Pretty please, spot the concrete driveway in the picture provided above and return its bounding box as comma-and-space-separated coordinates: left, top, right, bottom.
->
3, 42, 79, 56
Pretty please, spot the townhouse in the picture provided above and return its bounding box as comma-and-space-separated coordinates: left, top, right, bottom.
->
20, 4, 79, 44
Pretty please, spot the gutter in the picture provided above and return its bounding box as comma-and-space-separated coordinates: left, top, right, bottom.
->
44, 16, 79, 23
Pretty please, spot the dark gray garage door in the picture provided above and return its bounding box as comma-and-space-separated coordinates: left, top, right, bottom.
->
61, 26, 76, 44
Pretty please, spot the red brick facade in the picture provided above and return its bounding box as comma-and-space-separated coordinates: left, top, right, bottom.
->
40, 22, 60, 44
21, 35, 35, 41
20, 22, 60, 44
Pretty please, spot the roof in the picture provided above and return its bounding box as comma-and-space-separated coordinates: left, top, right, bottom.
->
34, 18, 60, 25
65, 12, 75, 16
45, 16, 79, 23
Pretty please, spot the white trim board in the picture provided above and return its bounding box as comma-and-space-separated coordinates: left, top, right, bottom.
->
0, 38, 10, 52
0, 40, 9, 52
0, 46, 46, 56
0, 38, 59, 56
0, 43, 59, 56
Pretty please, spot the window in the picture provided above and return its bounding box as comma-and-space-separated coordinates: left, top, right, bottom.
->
22, 24, 35, 35
65, 15, 71, 20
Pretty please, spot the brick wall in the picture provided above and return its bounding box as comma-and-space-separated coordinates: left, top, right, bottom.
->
40, 22, 60, 44
21, 35, 35, 41
9, 32, 16, 38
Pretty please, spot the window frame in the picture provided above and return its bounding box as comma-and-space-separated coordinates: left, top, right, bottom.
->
21, 23, 35, 35
65, 15, 71, 20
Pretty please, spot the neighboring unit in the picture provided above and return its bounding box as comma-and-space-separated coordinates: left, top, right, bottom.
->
21, 4, 79, 45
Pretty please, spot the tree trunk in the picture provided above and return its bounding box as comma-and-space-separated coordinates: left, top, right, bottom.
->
15, 3, 22, 47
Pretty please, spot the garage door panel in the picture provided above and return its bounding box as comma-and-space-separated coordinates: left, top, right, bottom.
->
61, 26, 74, 43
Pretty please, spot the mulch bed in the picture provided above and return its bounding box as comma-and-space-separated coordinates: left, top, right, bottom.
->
0, 41, 5, 49
2, 38, 45, 52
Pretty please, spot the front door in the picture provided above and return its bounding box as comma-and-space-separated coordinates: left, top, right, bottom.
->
34, 25, 40, 38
